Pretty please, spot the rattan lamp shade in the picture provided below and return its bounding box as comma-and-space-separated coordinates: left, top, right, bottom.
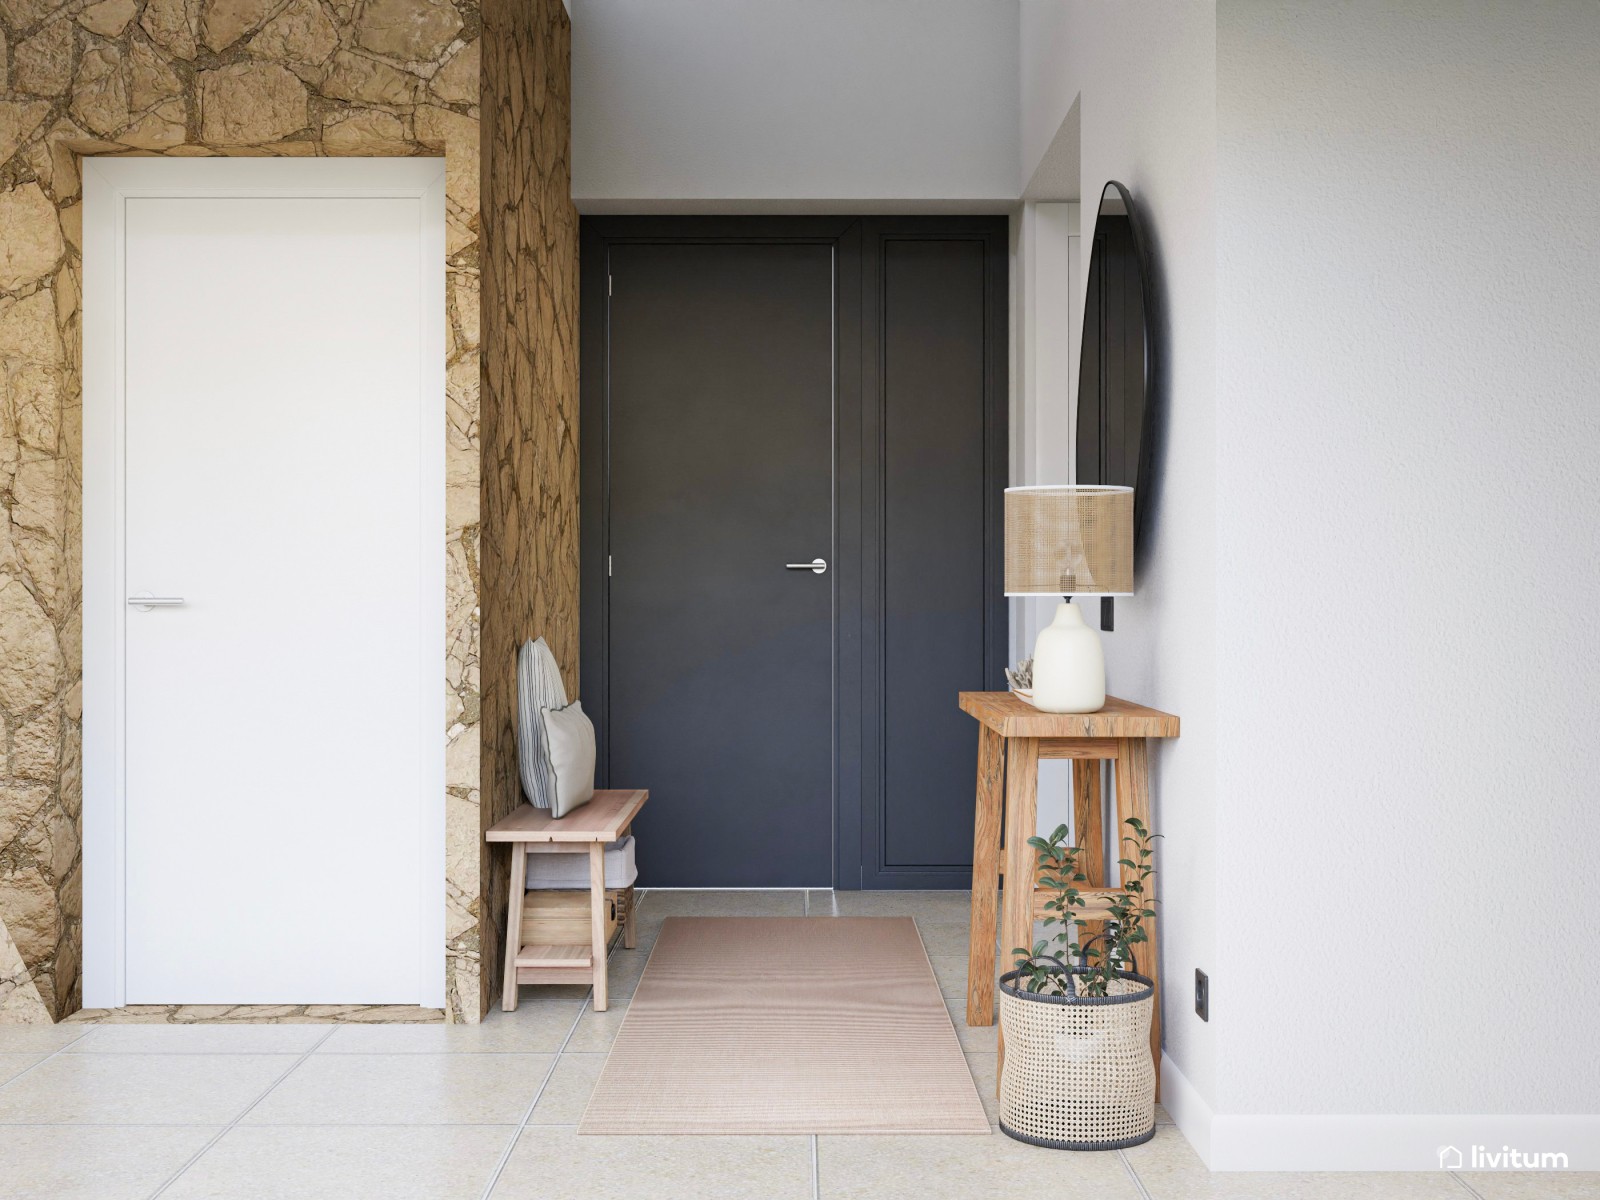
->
1004, 486, 1134, 597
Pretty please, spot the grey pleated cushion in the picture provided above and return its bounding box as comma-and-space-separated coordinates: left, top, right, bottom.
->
515, 638, 568, 809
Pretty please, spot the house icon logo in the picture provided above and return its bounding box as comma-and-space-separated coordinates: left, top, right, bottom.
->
1438, 1146, 1463, 1170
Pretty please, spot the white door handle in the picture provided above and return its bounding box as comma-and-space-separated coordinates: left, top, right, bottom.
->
784, 558, 827, 575
128, 595, 185, 610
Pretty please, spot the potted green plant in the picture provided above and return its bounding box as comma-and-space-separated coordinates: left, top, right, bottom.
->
998, 817, 1158, 1150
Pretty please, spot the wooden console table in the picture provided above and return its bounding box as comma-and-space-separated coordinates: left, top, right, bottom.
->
486, 789, 647, 1012
959, 693, 1178, 1083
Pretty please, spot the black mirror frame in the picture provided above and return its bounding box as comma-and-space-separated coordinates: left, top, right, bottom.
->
1078, 180, 1160, 558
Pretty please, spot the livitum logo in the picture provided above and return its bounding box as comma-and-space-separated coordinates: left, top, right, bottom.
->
1437, 1144, 1570, 1170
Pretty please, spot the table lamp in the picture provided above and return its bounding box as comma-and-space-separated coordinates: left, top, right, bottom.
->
1004, 485, 1133, 713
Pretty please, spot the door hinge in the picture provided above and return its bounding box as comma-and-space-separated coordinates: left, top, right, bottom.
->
607, 555, 613, 577
608, 274, 613, 297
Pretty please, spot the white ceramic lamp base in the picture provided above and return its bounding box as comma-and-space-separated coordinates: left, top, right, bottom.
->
1030, 601, 1105, 713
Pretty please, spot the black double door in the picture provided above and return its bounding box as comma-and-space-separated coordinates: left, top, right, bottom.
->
580, 218, 1006, 889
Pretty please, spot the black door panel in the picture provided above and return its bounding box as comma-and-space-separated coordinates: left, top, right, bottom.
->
580, 218, 1006, 889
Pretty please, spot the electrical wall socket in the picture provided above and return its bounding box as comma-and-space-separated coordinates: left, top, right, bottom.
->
1195, 968, 1209, 1021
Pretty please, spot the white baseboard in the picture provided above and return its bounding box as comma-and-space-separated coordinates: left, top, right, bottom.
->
1209, 1113, 1600, 1172
1159, 1056, 1597, 1171
1159, 1052, 1214, 1165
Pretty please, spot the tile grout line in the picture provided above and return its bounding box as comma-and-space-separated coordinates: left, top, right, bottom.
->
1116, 1148, 1154, 1200
1451, 1171, 1487, 1199
0, 1025, 94, 1094
477, 890, 649, 1200
476, 1003, 585, 1200
145, 1024, 341, 1199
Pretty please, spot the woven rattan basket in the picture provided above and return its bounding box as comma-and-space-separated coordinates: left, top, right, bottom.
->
997, 960, 1156, 1150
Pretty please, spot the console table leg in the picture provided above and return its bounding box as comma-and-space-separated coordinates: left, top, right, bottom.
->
966, 724, 1005, 1027
1114, 737, 1161, 1098
999, 736, 1041, 1088
1074, 758, 1106, 945
502, 842, 527, 1012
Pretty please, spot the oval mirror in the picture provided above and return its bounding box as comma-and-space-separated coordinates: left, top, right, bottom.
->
1075, 181, 1157, 552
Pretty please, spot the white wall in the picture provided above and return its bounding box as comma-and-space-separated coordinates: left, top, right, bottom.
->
1216, 0, 1600, 1142
1019, 0, 1221, 1114
570, 0, 1019, 210
1012, 201, 1081, 838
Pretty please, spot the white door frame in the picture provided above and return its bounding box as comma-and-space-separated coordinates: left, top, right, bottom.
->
82, 158, 448, 1008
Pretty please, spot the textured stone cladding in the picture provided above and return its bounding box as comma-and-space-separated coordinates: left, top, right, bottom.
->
0, 0, 486, 1022
478, 0, 576, 1017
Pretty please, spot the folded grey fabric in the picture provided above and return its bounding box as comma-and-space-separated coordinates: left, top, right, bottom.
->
515, 638, 568, 809
526, 836, 639, 889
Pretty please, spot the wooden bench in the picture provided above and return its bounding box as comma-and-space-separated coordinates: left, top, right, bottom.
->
486, 789, 648, 1012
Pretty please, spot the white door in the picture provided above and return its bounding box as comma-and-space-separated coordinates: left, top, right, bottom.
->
83, 160, 446, 1006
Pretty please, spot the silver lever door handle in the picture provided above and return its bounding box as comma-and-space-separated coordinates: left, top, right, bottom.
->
784, 558, 827, 575
127, 596, 185, 610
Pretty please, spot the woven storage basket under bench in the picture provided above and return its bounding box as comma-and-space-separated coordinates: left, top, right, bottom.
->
486, 789, 647, 1011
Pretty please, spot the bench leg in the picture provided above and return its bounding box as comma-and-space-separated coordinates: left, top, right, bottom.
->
502, 842, 527, 1012
590, 842, 609, 1012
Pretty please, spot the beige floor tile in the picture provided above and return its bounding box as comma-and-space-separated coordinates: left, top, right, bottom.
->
1466, 1175, 1600, 1199
508, 982, 593, 1004
929, 954, 972, 997
0, 1053, 293, 1125
163, 1124, 514, 1200
945, 997, 999, 1054
566, 999, 629, 1052
912, 921, 976, 957
242, 1053, 551, 1126
0, 1025, 90, 1053
528, 1053, 606, 1124
0, 1052, 45, 1085
603, 944, 655, 999
491, 1126, 812, 1200
636, 889, 807, 918
817, 1131, 1141, 1199
64, 1023, 328, 1055
816, 890, 976, 919
964, 1049, 1001, 1129
611, 932, 657, 966
0, 1125, 220, 1200
1125, 1125, 1468, 1199
318, 999, 584, 1054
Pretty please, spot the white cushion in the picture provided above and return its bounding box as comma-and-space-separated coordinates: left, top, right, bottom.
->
540, 700, 596, 819
526, 836, 638, 890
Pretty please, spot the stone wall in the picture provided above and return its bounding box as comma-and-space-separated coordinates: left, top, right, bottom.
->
478, 0, 577, 1016
0, 0, 487, 1022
